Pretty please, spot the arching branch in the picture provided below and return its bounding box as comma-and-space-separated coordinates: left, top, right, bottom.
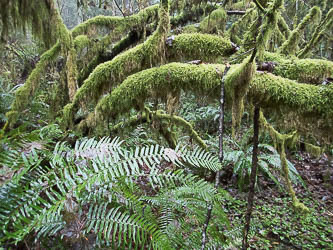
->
110, 109, 208, 149
80, 63, 333, 136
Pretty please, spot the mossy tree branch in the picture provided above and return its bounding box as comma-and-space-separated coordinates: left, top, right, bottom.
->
71, 4, 159, 38
279, 6, 321, 55
255, 0, 284, 61
297, 8, 333, 58
62, 32, 236, 128
79, 63, 333, 139
5, 42, 61, 129
62, 0, 170, 128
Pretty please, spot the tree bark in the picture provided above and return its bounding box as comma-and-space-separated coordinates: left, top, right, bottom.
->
227, 10, 246, 15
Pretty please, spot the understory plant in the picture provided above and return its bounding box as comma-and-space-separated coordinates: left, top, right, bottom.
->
223, 129, 305, 191
0, 135, 231, 249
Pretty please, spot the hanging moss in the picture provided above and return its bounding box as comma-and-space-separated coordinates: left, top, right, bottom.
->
259, 112, 309, 213
199, 8, 227, 34
63, 32, 236, 127
256, 0, 284, 61
249, 71, 333, 116
279, 6, 321, 55
225, 56, 256, 137
0, 0, 55, 47
88, 63, 224, 127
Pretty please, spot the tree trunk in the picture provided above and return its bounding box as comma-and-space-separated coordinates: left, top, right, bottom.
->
242, 106, 260, 249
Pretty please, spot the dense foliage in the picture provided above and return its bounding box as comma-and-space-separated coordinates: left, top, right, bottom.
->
0, 0, 332, 249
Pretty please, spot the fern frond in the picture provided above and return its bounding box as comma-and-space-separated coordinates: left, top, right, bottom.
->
85, 203, 165, 248
176, 146, 222, 171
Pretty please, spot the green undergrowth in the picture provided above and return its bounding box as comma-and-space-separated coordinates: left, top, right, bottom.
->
221, 192, 333, 249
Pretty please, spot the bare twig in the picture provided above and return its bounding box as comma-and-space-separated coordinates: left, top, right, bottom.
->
201, 63, 231, 250
113, 0, 125, 17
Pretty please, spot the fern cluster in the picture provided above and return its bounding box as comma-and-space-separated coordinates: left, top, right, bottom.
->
0, 136, 231, 249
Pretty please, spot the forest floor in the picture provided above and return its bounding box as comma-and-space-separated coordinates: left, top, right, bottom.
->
222, 152, 333, 249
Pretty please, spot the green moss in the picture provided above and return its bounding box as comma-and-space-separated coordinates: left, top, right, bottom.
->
66, 47, 78, 101
250, 71, 333, 116
7, 43, 61, 127
167, 33, 235, 62
154, 110, 207, 149
298, 8, 333, 58
182, 25, 199, 33
89, 63, 224, 126
256, 0, 284, 61
304, 142, 322, 158
279, 6, 321, 55
277, 14, 291, 40
199, 8, 227, 34
71, 5, 159, 38
225, 56, 256, 137
259, 112, 309, 214
63, 0, 170, 128
74, 35, 91, 51
5, 111, 19, 129
82, 62, 333, 131
263, 52, 333, 84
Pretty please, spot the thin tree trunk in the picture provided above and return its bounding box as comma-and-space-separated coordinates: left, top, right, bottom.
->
242, 106, 260, 249
201, 64, 230, 250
